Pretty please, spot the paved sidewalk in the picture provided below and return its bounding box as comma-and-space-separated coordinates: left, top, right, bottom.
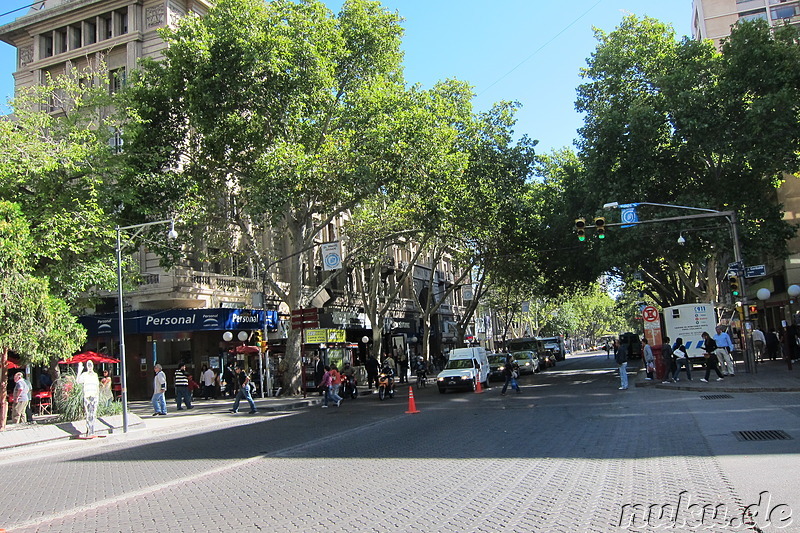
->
637, 357, 800, 392
0, 390, 329, 451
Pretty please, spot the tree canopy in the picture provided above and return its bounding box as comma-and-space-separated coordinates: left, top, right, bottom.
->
552, 16, 800, 307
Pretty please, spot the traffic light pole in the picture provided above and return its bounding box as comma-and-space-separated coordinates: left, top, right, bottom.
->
594, 207, 755, 373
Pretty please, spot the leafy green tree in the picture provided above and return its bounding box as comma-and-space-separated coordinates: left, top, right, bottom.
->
122, 0, 482, 392
0, 66, 121, 307
0, 202, 84, 430
570, 17, 800, 307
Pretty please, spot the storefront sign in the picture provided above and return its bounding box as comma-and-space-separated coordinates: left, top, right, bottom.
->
304, 328, 347, 344
80, 308, 279, 336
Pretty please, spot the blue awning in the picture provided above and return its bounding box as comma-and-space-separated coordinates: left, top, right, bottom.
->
80, 308, 279, 337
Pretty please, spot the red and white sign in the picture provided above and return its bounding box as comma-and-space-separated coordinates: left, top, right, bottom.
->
642, 306, 660, 322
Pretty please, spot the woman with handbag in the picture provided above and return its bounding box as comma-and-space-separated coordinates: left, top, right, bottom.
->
671, 337, 692, 381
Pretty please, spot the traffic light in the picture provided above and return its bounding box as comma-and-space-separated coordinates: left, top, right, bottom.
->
254, 330, 262, 344
575, 218, 586, 241
594, 217, 606, 239
748, 305, 758, 319
728, 274, 740, 298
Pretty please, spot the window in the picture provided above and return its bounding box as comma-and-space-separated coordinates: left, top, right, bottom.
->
771, 4, 800, 18
117, 10, 128, 35
109, 67, 126, 93
739, 8, 768, 21
70, 25, 82, 50
40, 34, 53, 58
109, 128, 123, 154
85, 20, 97, 45
55, 28, 67, 54
101, 15, 113, 39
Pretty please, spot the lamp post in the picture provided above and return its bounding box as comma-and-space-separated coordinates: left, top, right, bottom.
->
786, 285, 800, 371
116, 219, 177, 433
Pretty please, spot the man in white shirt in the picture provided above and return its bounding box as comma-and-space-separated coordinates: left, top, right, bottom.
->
12, 372, 30, 424
152, 364, 167, 416
752, 327, 766, 362
714, 326, 736, 376
202, 364, 216, 400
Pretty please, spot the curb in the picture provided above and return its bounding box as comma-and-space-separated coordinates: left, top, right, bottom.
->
0, 413, 145, 451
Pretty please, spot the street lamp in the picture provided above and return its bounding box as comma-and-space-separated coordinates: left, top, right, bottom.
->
116, 219, 177, 433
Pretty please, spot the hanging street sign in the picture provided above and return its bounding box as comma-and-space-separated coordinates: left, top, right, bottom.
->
745, 264, 766, 278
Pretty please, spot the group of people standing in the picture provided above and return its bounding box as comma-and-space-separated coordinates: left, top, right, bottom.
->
150, 362, 258, 416
614, 324, 769, 389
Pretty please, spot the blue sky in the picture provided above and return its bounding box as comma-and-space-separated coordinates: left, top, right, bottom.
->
0, 0, 689, 155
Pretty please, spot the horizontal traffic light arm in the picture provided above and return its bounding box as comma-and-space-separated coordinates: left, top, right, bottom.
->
580, 210, 735, 228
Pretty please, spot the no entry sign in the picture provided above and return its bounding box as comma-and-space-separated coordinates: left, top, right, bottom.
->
642, 306, 659, 322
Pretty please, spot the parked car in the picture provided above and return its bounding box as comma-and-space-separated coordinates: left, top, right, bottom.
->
487, 354, 507, 382
511, 351, 539, 375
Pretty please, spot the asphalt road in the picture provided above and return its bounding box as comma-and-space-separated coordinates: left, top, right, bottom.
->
3, 352, 799, 532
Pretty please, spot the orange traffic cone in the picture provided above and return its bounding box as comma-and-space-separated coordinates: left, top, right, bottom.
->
405, 387, 420, 414
475, 376, 483, 394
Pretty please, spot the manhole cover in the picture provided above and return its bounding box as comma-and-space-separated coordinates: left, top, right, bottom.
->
733, 430, 793, 442
700, 394, 734, 400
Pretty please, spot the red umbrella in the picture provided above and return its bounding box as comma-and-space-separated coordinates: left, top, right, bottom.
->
59, 351, 120, 365
5, 358, 21, 369
233, 345, 260, 354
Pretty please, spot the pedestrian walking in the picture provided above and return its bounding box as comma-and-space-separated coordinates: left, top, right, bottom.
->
766, 329, 781, 361
11, 372, 30, 424
202, 364, 216, 399
174, 362, 193, 410
501, 355, 521, 395
365, 354, 380, 389
671, 337, 692, 381
643, 338, 655, 380
320, 366, 342, 408
312, 355, 325, 396
399, 353, 409, 384
752, 326, 766, 362
330, 364, 342, 399
229, 367, 257, 414
76, 361, 100, 437
700, 332, 725, 382
222, 364, 236, 398
604, 341, 611, 359
713, 326, 736, 376
152, 364, 167, 416
615, 342, 629, 390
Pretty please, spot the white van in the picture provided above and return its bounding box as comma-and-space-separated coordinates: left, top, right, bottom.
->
436, 347, 490, 393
